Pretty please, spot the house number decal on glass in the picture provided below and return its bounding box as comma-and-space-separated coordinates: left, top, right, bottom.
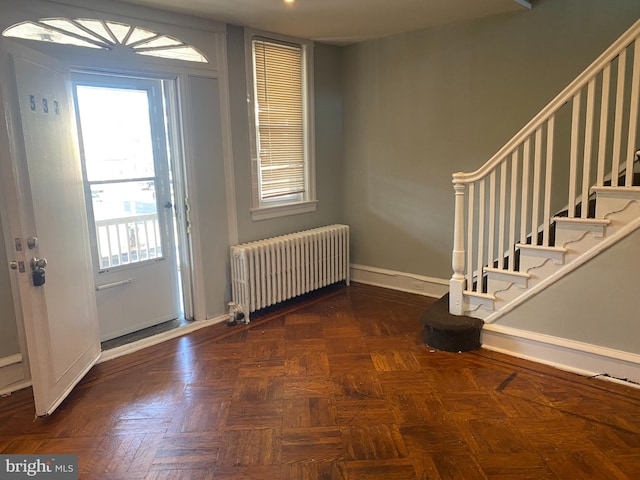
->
42, 97, 49, 114
29, 94, 36, 112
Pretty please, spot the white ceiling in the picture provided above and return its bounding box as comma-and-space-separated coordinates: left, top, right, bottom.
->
115, 0, 532, 45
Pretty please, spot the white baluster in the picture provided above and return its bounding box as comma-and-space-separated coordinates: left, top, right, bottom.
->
543, 116, 555, 245
509, 150, 519, 263
612, 49, 627, 179
582, 80, 596, 218
626, 39, 640, 186
532, 128, 543, 237
487, 170, 496, 272
498, 162, 507, 269
520, 138, 531, 250
569, 95, 580, 219
477, 179, 486, 293
596, 64, 611, 187
466, 182, 475, 294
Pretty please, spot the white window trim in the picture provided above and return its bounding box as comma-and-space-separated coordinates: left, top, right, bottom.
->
244, 28, 316, 221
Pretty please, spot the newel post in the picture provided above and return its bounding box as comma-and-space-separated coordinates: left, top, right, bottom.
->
449, 178, 466, 315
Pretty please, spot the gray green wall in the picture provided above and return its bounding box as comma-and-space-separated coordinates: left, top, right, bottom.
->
187, 76, 231, 317
341, 0, 640, 280
226, 26, 344, 244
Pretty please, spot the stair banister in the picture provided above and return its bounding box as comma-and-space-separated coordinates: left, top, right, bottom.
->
449, 18, 640, 317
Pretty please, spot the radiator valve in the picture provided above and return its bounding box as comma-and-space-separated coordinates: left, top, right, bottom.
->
227, 302, 246, 326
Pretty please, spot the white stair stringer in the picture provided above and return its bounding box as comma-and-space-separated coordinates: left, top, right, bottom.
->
483, 203, 640, 323
492, 236, 599, 311
461, 291, 495, 320
592, 186, 640, 218
516, 244, 566, 272
492, 258, 557, 307
599, 195, 640, 236
484, 267, 530, 296
465, 190, 640, 320
553, 217, 610, 246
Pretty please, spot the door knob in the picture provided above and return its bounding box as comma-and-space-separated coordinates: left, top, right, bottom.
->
30, 257, 47, 270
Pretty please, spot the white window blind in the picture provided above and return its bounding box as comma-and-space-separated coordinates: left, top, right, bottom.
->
252, 39, 305, 201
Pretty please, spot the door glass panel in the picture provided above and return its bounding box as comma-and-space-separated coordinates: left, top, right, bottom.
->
75, 84, 163, 270
75, 85, 155, 182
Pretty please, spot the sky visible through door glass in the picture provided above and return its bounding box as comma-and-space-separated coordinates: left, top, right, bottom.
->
76, 86, 155, 182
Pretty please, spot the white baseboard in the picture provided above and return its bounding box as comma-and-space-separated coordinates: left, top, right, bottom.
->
0, 353, 22, 369
350, 264, 448, 299
482, 323, 640, 387
98, 313, 229, 363
0, 379, 32, 397
0, 354, 26, 393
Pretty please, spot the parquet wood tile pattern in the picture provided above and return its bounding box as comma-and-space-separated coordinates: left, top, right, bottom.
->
1, 283, 640, 479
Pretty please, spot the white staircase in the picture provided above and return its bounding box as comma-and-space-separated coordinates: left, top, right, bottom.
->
467, 187, 640, 320
449, 18, 640, 322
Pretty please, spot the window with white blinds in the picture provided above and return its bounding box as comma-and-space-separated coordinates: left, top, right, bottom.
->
253, 39, 304, 200
247, 33, 315, 219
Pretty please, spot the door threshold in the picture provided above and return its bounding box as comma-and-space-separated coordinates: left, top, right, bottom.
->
98, 314, 228, 364
101, 317, 190, 351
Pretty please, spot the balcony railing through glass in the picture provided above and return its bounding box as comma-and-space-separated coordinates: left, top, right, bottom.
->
96, 214, 162, 269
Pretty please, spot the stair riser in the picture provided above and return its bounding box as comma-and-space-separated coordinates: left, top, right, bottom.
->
554, 223, 607, 247
519, 251, 565, 273
593, 187, 640, 218
487, 278, 527, 296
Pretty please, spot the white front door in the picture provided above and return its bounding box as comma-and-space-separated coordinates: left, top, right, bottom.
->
9, 45, 101, 416
72, 74, 182, 341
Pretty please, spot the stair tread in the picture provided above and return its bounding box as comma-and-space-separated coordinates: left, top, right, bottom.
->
516, 243, 566, 252
484, 267, 530, 278
553, 216, 610, 225
592, 186, 640, 194
463, 290, 495, 300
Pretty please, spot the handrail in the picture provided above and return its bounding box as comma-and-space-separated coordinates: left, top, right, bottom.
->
453, 18, 640, 184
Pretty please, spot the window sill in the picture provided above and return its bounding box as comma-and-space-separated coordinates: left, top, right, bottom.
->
250, 200, 318, 221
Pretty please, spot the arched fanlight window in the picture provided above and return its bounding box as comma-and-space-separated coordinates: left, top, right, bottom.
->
2, 18, 208, 63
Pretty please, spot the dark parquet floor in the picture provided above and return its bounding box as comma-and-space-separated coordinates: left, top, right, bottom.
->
1, 283, 640, 479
